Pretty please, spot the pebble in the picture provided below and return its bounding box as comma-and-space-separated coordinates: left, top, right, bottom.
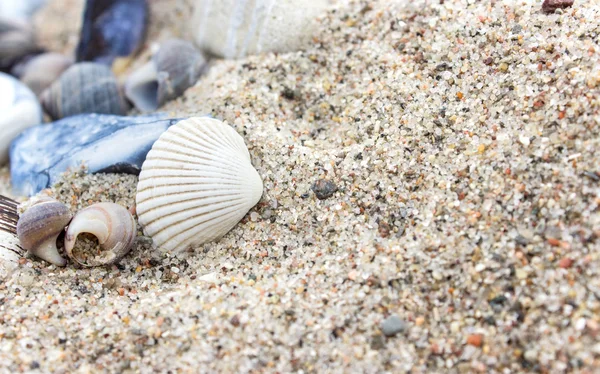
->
558, 257, 573, 269
466, 334, 484, 347
381, 315, 407, 337
312, 179, 338, 200
542, 0, 575, 13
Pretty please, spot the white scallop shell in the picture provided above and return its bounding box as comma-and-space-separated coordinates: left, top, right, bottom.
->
135, 117, 263, 253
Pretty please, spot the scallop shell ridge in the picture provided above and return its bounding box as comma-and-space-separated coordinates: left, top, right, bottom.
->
136, 117, 263, 253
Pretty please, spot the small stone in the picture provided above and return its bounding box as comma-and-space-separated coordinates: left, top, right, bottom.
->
370, 334, 386, 350
381, 315, 407, 337
542, 0, 574, 13
558, 257, 573, 269
312, 179, 338, 200
230, 315, 241, 327
466, 334, 483, 347
348, 270, 358, 281
499, 62, 509, 72
524, 349, 538, 362
378, 221, 390, 237
547, 238, 561, 246
583, 171, 600, 182
483, 57, 493, 65
516, 269, 528, 280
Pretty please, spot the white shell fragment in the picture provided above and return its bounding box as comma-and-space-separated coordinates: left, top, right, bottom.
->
136, 117, 263, 253
0, 230, 24, 277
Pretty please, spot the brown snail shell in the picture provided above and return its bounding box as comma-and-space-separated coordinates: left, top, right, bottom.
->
16, 197, 71, 266
41, 62, 127, 120
64, 202, 136, 267
124, 39, 206, 112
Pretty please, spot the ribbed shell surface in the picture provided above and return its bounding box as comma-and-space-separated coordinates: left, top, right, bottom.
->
43, 63, 126, 120
135, 117, 263, 253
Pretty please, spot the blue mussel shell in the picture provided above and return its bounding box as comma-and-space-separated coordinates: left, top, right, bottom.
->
10, 113, 182, 196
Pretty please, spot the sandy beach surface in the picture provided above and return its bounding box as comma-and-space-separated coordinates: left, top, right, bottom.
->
2, 0, 600, 372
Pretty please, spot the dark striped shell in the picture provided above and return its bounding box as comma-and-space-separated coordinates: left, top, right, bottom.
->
41, 62, 127, 120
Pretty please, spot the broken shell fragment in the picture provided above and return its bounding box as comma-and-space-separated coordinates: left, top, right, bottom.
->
136, 117, 263, 253
41, 62, 127, 120
16, 197, 71, 266
64, 202, 136, 267
124, 39, 206, 111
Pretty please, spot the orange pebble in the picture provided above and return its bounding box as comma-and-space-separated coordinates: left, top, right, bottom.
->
467, 334, 484, 347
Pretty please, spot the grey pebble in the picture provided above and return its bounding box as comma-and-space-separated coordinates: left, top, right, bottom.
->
312, 179, 338, 200
381, 315, 407, 337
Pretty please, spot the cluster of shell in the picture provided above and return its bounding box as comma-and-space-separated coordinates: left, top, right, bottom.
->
17, 197, 136, 267
0, 0, 207, 163
15, 117, 263, 263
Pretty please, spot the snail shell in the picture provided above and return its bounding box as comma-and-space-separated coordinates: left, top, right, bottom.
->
124, 39, 206, 111
64, 202, 136, 267
41, 62, 127, 120
16, 197, 71, 266
0, 18, 42, 71
17, 53, 73, 96
0, 72, 42, 165
136, 117, 263, 253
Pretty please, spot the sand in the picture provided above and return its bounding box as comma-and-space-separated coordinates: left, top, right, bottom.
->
1, 0, 600, 372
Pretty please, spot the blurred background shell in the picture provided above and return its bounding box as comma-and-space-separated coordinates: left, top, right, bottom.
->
0, 0, 47, 21
10, 113, 182, 196
41, 62, 127, 120
124, 39, 206, 112
0, 72, 42, 165
76, 0, 148, 66
191, 0, 335, 59
136, 117, 263, 253
14, 53, 73, 96
0, 18, 43, 73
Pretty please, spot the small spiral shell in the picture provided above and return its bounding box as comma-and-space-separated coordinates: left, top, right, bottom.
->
16, 197, 71, 266
41, 62, 127, 120
64, 202, 136, 267
124, 39, 206, 111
